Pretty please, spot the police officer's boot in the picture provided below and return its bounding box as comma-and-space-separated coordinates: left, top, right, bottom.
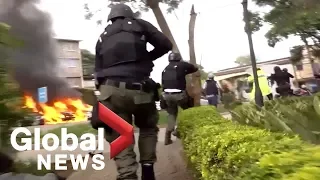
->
172, 128, 180, 138
164, 130, 173, 145
141, 163, 155, 180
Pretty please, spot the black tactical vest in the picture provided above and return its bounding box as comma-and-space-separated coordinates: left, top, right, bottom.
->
205, 80, 219, 95
98, 18, 149, 68
162, 62, 186, 90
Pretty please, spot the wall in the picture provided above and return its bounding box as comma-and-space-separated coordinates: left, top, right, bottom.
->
293, 46, 318, 80
56, 39, 83, 87
294, 60, 314, 80
83, 80, 95, 88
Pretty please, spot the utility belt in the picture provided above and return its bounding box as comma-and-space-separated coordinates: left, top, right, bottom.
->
104, 79, 147, 92
102, 78, 161, 101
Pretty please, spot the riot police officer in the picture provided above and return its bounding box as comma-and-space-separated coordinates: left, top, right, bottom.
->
269, 66, 293, 96
283, 68, 294, 84
202, 73, 220, 107
161, 52, 198, 145
93, 3, 172, 180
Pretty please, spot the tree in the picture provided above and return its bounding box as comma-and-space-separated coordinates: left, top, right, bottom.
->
187, 5, 201, 106
0, 22, 26, 150
235, 55, 252, 66
84, 0, 183, 54
81, 49, 95, 77
251, 0, 320, 76
252, 0, 320, 55
242, 0, 263, 107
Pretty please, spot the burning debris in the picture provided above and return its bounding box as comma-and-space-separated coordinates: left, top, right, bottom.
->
24, 95, 92, 124
0, 0, 88, 124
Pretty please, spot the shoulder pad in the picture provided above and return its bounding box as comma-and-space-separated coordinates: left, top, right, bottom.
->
98, 28, 109, 42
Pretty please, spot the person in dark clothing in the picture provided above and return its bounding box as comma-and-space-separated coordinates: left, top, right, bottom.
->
268, 66, 293, 96
93, 3, 172, 180
203, 73, 220, 107
283, 68, 294, 84
161, 52, 198, 145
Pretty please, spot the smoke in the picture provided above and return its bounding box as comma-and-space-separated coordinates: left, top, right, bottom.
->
0, 0, 81, 102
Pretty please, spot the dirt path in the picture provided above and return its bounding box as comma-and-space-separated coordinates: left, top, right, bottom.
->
66, 140, 194, 180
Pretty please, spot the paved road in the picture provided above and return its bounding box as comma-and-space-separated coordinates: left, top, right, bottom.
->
67, 140, 193, 180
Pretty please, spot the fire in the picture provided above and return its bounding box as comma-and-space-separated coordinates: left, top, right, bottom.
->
23, 95, 92, 125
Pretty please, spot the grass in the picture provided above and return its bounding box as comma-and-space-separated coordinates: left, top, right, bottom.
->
14, 110, 169, 145
16, 108, 228, 143
42, 107, 230, 138
42, 110, 169, 138
13, 161, 51, 176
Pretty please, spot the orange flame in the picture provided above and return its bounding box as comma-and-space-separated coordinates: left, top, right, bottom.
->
23, 95, 92, 125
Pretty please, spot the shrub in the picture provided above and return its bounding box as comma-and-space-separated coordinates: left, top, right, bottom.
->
178, 106, 320, 180
0, 23, 26, 150
231, 95, 320, 144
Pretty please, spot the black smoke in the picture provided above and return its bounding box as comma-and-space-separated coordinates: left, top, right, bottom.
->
0, 0, 81, 102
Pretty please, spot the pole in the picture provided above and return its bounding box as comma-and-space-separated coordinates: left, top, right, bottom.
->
242, 0, 264, 107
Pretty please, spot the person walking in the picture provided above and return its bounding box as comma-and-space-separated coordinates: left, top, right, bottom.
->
161, 52, 198, 145
92, 3, 172, 180
202, 73, 220, 107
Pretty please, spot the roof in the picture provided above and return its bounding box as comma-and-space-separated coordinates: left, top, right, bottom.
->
215, 72, 250, 81
54, 37, 82, 42
214, 57, 290, 76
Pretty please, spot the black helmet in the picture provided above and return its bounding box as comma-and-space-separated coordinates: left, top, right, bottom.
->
168, 52, 182, 61
107, 4, 134, 21
274, 66, 281, 73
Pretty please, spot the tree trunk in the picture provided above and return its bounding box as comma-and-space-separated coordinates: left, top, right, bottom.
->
303, 40, 316, 77
292, 63, 298, 81
147, 0, 180, 54
188, 5, 201, 106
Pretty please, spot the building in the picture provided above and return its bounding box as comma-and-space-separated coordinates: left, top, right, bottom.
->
55, 37, 83, 88
214, 45, 320, 90
83, 74, 95, 89
213, 57, 292, 91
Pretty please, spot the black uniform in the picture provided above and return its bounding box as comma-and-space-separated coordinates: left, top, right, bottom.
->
161, 52, 198, 145
204, 78, 219, 107
95, 18, 172, 82
205, 79, 219, 96
283, 71, 294, 84
92, 4, 172, 180
269, 66, 293, 96
162, 61, 198, 90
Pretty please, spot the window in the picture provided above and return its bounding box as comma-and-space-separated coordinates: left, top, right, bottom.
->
62, 59, 79, 68
296, 64, 303, 71
66, 77, 82, 87
62, 42, 78, 51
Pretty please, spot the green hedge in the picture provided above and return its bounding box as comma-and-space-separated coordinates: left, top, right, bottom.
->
178, 106, 320, 180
